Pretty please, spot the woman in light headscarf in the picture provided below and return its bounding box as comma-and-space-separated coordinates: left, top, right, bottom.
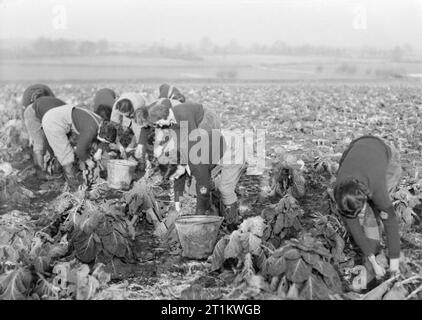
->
109, 92, 146, 157
158, 83, 186, 106
131, 85, 186, 163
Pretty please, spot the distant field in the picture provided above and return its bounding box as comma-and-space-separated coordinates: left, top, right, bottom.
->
1, 54, 422, 82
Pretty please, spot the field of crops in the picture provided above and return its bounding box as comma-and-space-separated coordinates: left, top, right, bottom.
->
1, 81, 422, 300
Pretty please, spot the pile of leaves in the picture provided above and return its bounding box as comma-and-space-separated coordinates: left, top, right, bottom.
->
39, 190, 140, 278
261, 234, 343, 299
0, 183, 145, 300
260, 158, 306, 201
67, 201, 138, 276
261, 195, 304, 248
0, 168, 35, 206
211, 216, 267, 273
0, 210, 111, 300
310, 211, 349, 266
392, 183, 422, 227
209, 217, 344, 300
122, 179, 162, 221
0, 119, 30, 162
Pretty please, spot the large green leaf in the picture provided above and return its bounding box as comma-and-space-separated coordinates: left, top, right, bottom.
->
0, 267, 32, 300
34, 275, 60, 300
323, 271, 343, 294
72, 231, 101, 264
0, 245, 19, 263
312, 260, 343, 293
299, 274, 330, 300
286, 258, 311, 283
247, 233, 262, 256
102, 230, 130, 259
33, 256, 52, 274
224, 230, 244, 259
301, 251, 319, 265
210, 236, 229, 271
313, 260, 336, 278
264, 255, 287, 277
284, 248, 301, 260
273, 214, 285, 235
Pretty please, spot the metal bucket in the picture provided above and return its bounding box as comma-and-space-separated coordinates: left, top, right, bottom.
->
107, 159, 137, 190
174, 215, 224, 259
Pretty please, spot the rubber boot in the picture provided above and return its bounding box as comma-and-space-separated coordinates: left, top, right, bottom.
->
33, 151, 47, 180
223, 201, 240, 232
62, 164, 80, 190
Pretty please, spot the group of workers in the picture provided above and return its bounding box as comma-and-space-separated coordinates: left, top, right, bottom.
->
21, 83, 402, 279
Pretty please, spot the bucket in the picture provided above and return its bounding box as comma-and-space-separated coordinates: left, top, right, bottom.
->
107, 159, 137, 190
174, 215, 224, 259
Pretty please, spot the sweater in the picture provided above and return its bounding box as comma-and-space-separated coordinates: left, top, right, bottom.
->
169, 103, 225, 214
71, 108, 102, 161
335, 136, 400, 259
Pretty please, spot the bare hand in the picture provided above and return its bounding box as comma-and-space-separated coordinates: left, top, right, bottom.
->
134, 144, 144, 160
93, 149, 103, 161
85, 158, 95, 169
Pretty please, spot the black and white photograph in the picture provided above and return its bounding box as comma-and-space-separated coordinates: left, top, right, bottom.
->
1, 0, 422, 306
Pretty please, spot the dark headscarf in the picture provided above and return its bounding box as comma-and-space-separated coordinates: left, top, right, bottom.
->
32, 97, 66, 120
22, 84, 55, 107
93, 88, 117, 113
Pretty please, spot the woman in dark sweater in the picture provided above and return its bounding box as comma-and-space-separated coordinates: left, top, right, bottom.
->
147, 99, 243, 228
334, 135, 402, 278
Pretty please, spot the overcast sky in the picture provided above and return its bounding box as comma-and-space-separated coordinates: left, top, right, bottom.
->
1, 0, 421, 49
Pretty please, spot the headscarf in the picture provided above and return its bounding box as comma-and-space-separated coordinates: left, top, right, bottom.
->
22, 84, 55, 107
33, 96, 66, 120
148, 99, 173, 124
110, 92, 146, 143
158, 84, 185, 104
93, 88, 116, 113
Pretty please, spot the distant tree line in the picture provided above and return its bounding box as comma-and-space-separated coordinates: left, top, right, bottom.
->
0, 36, 415, 61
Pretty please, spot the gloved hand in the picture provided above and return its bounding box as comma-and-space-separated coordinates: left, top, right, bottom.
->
175, 202, 181, 212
